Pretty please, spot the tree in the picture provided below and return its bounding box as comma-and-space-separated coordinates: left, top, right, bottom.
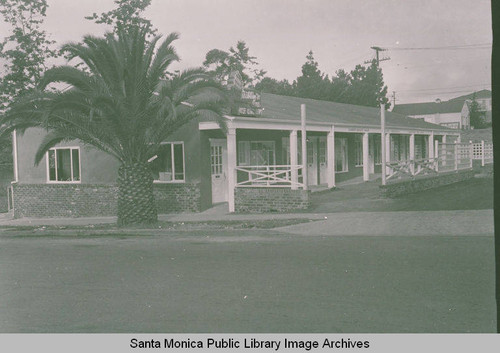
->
295, 51, 331, 100
254, 77, 295, 96
468, 92, 487, 129
0, 27, 225, 225
203, 41, 266, 87
0, 0, 58, 110
85, 0, 157, 38
347, 60, 390, 108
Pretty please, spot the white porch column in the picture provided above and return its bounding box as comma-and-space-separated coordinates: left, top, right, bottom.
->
428, 132, 435, 160
227, 128, 237, 213
327, 126, 335, 188
301, 104, 308, 190
385, 133, 391, 175
409, 133, 415, 175
442, 134, 447, 144
362, 132, 369, 181
290, 130, 298, 190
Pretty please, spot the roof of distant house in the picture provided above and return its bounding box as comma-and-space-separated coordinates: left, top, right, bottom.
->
392, 100, 464, 115
250, 93, 452, 131
392, 90, 491, 116
448, 89, 491, 102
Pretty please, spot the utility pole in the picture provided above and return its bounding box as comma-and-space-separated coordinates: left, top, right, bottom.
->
392, 91, 396, 108
367, 46, 391, 185
364, 46, 390, 66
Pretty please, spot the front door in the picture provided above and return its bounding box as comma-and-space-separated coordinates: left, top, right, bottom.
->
369, 135, 375, 174
307, 138, 318, 185
318, 136, 328, 183
210, 139, 228, 204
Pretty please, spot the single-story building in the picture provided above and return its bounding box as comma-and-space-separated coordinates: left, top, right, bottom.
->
8, 91, 460, 218
392, 90, 491, 130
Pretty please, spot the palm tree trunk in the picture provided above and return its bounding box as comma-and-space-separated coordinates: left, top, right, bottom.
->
117, 162, 157, 226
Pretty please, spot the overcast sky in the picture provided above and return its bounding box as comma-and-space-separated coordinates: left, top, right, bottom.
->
2, 0, 493, 104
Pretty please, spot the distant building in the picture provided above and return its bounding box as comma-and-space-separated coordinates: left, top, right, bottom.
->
393, 90, 491, 130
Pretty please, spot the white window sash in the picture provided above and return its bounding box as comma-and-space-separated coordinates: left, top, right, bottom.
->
46, 147, 81, 184
154, 142, 185, 183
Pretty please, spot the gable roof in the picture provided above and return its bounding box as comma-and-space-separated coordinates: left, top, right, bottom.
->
255, 93, 451, 131
392, 89, 491, 116
392, 100, 464, 115
448, 89, 491, 102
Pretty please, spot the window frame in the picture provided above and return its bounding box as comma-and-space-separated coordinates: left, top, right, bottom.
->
152, 141, 186, 183
354, 134, 363, 167
335, 137, 348, 173
46, 146, 81, 184
374, 137, 382, 165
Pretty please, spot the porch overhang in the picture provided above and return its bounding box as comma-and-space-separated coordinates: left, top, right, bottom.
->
199, 115, 459, 137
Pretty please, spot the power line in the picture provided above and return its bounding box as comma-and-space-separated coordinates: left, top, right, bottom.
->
397, 83, 491, 93
397, 88, 491, 97
384, 43, 491, 51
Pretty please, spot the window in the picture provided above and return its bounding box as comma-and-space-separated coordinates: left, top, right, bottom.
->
391, 135, 410, 162
335, 138, 348, 172
374, 137, 382, 165
282, 137, 302, 166
318, 138, 326, 165
151, 142, 185, 182
354, 134, 363, 167
238, 141, 276, 166
414, 136, 428, 160
238, 141, 250, 166
47, 147, 80, 183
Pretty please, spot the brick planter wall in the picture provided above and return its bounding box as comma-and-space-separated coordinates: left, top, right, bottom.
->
154, 183, 201, 213
11, 184, 119, 218
379, 169, 476, 197
235, 187, 310, 213
11, 182, 201, 218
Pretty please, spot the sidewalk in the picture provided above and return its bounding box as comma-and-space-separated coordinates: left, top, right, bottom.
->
0, 208, 493, 237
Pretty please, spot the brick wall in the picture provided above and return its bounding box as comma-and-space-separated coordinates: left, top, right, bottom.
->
11, 182, 201, 218
379, 169, 475, 197
235, 187, 310, 213
154, 183, 201, 213
12, 184, 118, 218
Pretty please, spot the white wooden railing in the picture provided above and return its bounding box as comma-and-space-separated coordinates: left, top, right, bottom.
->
386, 158, 438, 180
386, 141, 479, 181
235, 165, 304, 188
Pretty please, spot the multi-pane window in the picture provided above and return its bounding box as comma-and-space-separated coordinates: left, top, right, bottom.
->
238, 141, 250, 166
47, 147, 81, 182
391, 135, 410, 162
281, 137, 302, 166
335, 138, 348, 172
211, 145, 223, 175
414, 135, 428, 160
250, 141, 275, 166
318, 139, 326, 165
239, 141, 276, 166
354, 134, 363, 167
151, 142, 185, 182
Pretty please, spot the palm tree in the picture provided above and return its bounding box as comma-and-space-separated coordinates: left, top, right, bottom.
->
0, 27, 225, 225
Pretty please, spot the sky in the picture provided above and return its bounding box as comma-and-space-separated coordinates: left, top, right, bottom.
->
1, 0, 493, 104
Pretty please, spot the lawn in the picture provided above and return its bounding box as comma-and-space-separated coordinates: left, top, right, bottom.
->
310, 176, 493, 213
0, 230, 495, 333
